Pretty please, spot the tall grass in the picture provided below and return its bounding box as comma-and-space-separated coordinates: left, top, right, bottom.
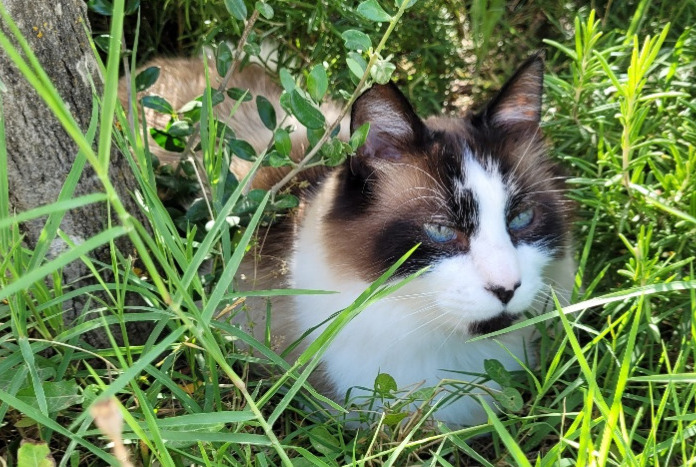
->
1, 0, 695, 465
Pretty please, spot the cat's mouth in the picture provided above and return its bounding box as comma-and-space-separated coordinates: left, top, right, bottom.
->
468, 312, 515, 335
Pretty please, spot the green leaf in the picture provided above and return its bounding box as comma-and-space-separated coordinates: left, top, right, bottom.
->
307, 65, 328, 103
228, 138, 257, 161
224, 0, 247, 20
150, 128, 186, 152
17, 381, 83, 413
226, 87, 253, 101
289, 90, 325, 129
374, 372, 398, 396
484, 359, 512, 387
141, 95, 174, 114
274, 128, 292, 157
272, 194, 299, 210
308, 426, 340, 456
266, 151, 292, 168
125, 0, 141, 14
255, 1, 274, 19
341, 29, 372, 51
256, 95, 277, 130
135, 66, 160, 92
346, 57, 366, 81
167, 120, 193, 137
370, 59, 396, 84
357, 0, 393, 22
349, 122, 370, 151
243, 42, 261, 57
93, 34, 111, 53
279, 68, 296, 92
207, 90, 226, 107
491, 386, 523, 412
216, 42, 234, 77
87, 0, 114, 15
395, 0, 418, 9
17, 442, 53, 467
321, 138, 346, 166
383, 411, 409, 427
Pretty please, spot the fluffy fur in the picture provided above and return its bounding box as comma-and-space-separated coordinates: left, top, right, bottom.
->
121, 53, 576, 426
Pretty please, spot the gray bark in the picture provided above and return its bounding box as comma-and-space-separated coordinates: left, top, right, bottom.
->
1, 1, 151, 346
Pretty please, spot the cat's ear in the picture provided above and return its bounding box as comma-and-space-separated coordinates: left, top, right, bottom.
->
350, 82, 426, 161
482, 52, 545, 128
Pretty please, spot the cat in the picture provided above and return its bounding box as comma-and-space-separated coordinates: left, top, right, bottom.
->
121, 52, 576, 426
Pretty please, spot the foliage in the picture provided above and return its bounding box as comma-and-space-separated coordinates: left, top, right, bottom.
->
1, 0, 695, 465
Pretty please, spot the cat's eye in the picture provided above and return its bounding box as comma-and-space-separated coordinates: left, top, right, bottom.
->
424, 223, 457, 243
508, 207, 535, 231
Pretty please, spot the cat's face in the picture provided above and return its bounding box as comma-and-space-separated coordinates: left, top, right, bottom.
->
325, 53, 572, 334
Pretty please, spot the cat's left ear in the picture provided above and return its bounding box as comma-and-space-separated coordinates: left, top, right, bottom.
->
481, 51, 545, 128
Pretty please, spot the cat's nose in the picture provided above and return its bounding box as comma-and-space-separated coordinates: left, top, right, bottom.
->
486, 282, 521, 305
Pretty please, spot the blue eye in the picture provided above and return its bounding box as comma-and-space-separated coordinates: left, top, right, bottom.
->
508, 207, 534, 231
424, 223, 457, 243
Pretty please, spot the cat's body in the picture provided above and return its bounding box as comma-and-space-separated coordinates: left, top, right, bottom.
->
121, 53, 575, 426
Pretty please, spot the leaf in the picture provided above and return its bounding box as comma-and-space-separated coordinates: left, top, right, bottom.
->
93, 34, 111, 53
17, 381, 83, 413
150, 128, 186, 152
484, 359, 512, 387
395, 0, 418, 9
255, 1, 274, 19
341, 29, 372, 51
346, 52, 367, 81
357, 0, 393, 22
224, 0, 247, 20
321, 139, 346, 166
308, 425, 340, 456
216, 42, 234, 77
141, 95, 174, 114
289, 90, 325, 129
167, 120, 193, 137
17, 442, 53, 467
346, 58, 366, 81
266, 151, 292, 168
383, 411, 409, 427
256, 95, 277, 130
374, 373, 397, 396
226, 87, 253, 102
307, 65, 328, 102
87, 0, 114, 16
272, 194, 299, 210
135, 66, 160, 92
206, 90, 226, 107
349, 122, 370, 151
243, 42, 261, 57
279, 68, 296, 92
228, 139, 257, 161
274, 128, 292, 157
370, 59, 396, 84
125, 0, 141, 14
491, 386, 523, 412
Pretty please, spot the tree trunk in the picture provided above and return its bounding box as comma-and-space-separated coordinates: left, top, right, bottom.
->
1, 0, 151, 346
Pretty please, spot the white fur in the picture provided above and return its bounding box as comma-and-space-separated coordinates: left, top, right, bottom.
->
289, 161, 575, 426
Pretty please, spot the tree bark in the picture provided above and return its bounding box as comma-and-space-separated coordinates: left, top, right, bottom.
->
1, 0, 151, 346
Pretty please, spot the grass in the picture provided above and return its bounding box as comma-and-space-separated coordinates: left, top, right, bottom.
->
1, 0, 696, 465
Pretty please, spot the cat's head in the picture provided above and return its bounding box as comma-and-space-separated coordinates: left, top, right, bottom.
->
325, 52, 572, 334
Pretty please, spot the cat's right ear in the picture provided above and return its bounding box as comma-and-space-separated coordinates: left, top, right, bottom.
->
350, 83, 426, 161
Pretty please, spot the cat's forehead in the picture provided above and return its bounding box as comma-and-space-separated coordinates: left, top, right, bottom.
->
425, 117, 548, 194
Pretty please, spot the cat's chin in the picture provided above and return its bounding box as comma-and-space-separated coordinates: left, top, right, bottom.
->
468, 312, 516, 335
